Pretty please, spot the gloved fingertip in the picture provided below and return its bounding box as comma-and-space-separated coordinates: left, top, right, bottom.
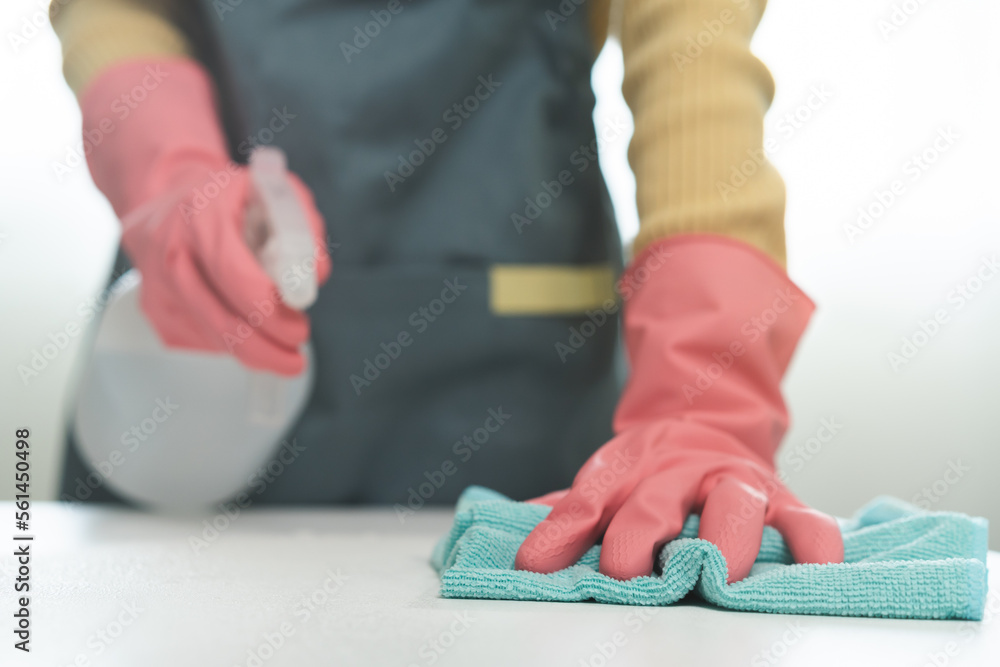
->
514, 522, 591, 574
277, 307, 311, 342
513, 546, 546, 573
704, 533, 757, 584
315, 250, 333, 285
723, 548, 756, 584
246, 305, 311, 353
237, 346, 304, 377
275, 352, 306, 377
773, 507, 845, 566
698, 479, 767, 584
514, 539, 560, 574
514, 541, 571, 574
276, 359, 305, 377
598, 530, 656, 581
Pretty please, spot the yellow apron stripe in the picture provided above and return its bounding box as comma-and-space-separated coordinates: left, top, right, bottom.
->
489, 264, 617, 316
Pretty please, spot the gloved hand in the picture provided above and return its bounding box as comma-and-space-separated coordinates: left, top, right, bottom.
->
81, 58, 331, 375
516, 235, 843, 583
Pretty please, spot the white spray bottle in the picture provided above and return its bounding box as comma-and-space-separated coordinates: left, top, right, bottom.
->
73, 147, 319, 511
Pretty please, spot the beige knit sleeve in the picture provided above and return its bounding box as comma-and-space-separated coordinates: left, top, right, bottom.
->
49, 0, 189, 95
617, 0, 787, 265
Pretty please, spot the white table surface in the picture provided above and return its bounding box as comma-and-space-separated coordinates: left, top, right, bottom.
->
1, 503, 996, 667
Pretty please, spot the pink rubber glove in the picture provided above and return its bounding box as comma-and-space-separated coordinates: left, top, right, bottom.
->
81, 58, 331, 375
516, 235, 843, 583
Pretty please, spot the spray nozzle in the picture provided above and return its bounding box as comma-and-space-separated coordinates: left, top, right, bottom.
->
246, 147, 319, 311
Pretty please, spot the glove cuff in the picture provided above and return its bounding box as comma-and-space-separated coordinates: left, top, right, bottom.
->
80, 57, 230, 218
613, 234, 814, 458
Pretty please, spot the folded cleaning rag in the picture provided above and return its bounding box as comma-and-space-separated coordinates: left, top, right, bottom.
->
432, 487, 989, 620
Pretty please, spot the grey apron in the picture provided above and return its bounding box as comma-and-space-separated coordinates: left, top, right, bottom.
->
61, 0, 623, 506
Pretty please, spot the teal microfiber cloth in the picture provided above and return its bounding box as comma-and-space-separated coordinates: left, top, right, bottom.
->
432, 486, 989, 620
